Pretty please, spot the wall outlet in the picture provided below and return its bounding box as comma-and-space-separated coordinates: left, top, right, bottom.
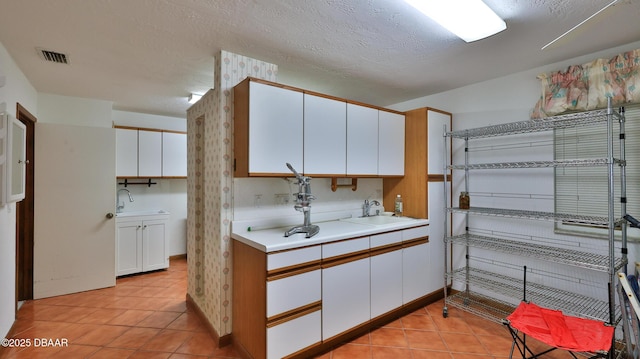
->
254, 194, 262, 208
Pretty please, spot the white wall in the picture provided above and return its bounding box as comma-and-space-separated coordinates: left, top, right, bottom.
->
38, 93, 112, 127
233, 177, 384, 228
0, 41, 38, 338
112, 110, 186, 132
113, 110, 187, 255
391, 40, 640, 305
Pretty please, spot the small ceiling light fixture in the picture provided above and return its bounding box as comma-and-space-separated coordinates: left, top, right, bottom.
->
404, 0, 506, 42
188, 93, 202, 104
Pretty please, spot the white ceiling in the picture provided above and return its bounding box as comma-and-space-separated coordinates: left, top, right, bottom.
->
0, 0, 639, 118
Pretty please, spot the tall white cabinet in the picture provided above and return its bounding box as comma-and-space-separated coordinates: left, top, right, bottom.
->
383, 107, 452, 292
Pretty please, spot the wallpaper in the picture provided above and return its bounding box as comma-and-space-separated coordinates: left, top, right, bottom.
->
186, 51, 278, 337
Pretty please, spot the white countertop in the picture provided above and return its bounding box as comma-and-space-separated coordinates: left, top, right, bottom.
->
231, 217, 429, 252
115, 210, 170, 221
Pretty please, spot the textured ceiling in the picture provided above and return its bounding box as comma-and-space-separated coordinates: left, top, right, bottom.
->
0, 0, 639, 118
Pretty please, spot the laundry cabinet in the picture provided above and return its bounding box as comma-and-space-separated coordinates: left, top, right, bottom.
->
116, 211, 170, 276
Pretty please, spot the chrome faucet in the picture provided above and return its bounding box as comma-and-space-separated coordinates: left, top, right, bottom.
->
116, 188, 134, 213
363, 199, 381, 217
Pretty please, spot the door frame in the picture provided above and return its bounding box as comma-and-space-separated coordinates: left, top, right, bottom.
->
15, 103, 36, 311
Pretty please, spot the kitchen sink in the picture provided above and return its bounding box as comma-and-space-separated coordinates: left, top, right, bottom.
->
339, 215, 415, 226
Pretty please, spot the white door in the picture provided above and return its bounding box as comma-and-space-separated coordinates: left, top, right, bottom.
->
34, 123, 116, 298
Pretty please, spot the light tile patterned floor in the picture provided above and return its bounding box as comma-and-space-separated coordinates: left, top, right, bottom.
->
1, 258, 561, 358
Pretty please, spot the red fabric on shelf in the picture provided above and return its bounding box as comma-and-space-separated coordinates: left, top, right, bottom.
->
506, 302, 614, 352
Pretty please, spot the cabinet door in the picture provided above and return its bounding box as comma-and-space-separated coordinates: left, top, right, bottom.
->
138, 130, 162, 177
267, 309, 321, 359
346, 104, 378, 175
426, 182, 448, 293
378, 111, 405, 175
267, 270, 321, 317
162, 132, 187, 177
371, 250, 403, 318
370, 231, 403, 318
116, 221, 143, 276
249, 81, 303, 175
322, 257, 370, 339
303, 94, 346, 175
142, 219, 168, 271
115, 128, 138, 177
402, 242, 429, 304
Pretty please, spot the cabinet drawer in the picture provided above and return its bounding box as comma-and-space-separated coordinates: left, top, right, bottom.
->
267, 309, 321, 359
267, 269, 321, 317
370, 231, 402, 249
402, 225, 429, 241
323, 236, 369, 259
267, 245, 321, 271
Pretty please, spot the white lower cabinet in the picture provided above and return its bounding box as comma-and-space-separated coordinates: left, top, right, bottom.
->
267, 305, 321, 359
370, 231, 403, 319
116, 213, 169, 276
232, 223, 431, 359
142, 219, 169, 272
265, 247, 322, 359
402, 226, 431, 304
322, 237, 370, 340
116, 221, 143, 275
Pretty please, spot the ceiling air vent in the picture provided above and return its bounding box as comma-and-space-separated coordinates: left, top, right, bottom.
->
37, 48, 69, 64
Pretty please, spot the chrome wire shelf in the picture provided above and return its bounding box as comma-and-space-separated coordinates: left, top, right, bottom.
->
447, 206, 624, 227
446, 233, 626, 272
448, 158, 624, 170
445, 291, 515, 324
446, 108, 620, 139
448, 267, 615, 323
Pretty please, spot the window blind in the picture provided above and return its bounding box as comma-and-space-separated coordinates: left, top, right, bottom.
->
554, 104, 640, 238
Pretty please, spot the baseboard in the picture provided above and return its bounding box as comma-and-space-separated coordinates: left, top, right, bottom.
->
186, 293, 232, 347
170, 254, 187, 260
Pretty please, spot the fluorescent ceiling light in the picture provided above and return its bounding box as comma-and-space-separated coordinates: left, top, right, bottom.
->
188, 93, 202, 104
405, 0, 506, 42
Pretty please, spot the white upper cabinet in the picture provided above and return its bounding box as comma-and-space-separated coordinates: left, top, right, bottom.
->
346, 104, 378, 176
116, 127, 186, 178
249, 81, 303, 175
234, 78, 405, 177
162, 132, 187, 177
303, 94, 346, 176
116, 128, 138, 177
378, 111, 405, 176
138, 130, 162, 177
234, 79, 303, 176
